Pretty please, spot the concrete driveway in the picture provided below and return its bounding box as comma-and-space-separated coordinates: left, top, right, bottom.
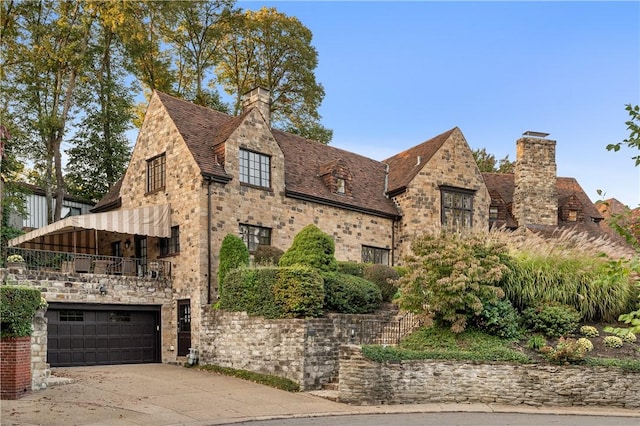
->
1, 364, 638, 426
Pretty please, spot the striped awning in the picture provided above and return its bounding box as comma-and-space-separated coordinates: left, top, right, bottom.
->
8, 204, 171, 247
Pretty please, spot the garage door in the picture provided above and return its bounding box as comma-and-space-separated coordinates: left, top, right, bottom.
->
46, 303, 161, 367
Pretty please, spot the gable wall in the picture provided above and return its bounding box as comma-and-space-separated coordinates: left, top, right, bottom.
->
206, 109, 394, 298
392, 129, 490, 261
117, 94, 208, 362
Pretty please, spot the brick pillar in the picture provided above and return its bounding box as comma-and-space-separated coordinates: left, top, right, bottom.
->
1, 336, 32, 400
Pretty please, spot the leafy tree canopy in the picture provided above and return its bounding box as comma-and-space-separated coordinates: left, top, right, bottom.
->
472, 148, 514, 173
607, 104, 640, 167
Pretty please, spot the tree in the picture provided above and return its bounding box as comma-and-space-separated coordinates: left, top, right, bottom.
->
2, 0, 94, 223
65, 10, 133, 203
472, 148, 514, 173
161, 0, 234, 112
396, 230, 509, 333
217, 7, 332, 143
607, 104, 640, 166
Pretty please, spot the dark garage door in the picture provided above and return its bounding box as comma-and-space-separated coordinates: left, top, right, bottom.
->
46, 304, 161, 367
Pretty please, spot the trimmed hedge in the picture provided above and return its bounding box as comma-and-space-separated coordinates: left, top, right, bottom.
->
218, 267, 280, 318
218, 266, 324, 319
218, 234, 249, 294
253, 245, 284, 266
363, 264, 399, 302
274, 266, 324, 318
0, 286, 42, 337
279, 224, 337, 273
337, 261, 365, 277
323, 272, 382, 314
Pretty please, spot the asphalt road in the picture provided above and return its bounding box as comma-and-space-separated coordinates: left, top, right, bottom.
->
232, 412, 640, 426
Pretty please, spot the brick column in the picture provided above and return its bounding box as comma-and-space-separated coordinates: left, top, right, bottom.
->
1, 336, 32, 400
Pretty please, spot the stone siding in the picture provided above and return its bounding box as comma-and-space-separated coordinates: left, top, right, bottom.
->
513, 137, 558, 227
338, 345, 640, 408
199, 309, 397, 391
31, 311, 48, 391
392, 128, 489, 261
1, 270, 174, 362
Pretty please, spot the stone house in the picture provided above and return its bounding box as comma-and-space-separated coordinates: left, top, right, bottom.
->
6, 88, 608, 366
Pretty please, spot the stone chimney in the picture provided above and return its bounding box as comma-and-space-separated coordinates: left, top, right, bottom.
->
242, 87, 270, 126
512, 131, 558, 227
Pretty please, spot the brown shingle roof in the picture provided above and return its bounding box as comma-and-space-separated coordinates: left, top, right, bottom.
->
157, 92, 399, 218
91, 178, 122, 212
155, 91, 233, 181
383, 127, 457, 194
272, 129, 399, 218
482, 172, 606, 235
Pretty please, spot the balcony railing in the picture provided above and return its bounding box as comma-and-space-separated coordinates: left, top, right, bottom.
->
4, 247, 171, 278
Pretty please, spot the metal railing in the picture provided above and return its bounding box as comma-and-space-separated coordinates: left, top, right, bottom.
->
4, 247, 171, 278
359, 311, 423, 345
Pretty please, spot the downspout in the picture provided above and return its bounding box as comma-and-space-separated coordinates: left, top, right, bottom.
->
207, 179, 212, 304
391, 219, 396, 266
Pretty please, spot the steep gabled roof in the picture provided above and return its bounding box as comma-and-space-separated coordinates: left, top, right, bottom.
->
155, 91, 234, 181
383, 127, 457, 194
272, 129, 399, 218
151, 92, 399, 218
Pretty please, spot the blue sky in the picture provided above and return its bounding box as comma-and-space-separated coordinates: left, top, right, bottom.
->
239, 1, 640, 208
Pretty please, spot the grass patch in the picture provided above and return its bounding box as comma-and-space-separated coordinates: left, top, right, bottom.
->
195, 364, 300, 392
584, 357, 640, 372
362, 326, 532, 364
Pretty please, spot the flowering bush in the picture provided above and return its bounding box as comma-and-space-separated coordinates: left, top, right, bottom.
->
622, 332, 637, 343
7, 254, 25, 263
576, 337, 593, 352
603, 335, 623, 348
579, 325, 599, 338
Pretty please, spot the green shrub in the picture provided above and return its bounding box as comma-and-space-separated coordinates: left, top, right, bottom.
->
253, 245, 284, 266
279, 224, 338, 273
273, 266, 324, 318
0, 286, 42, 337
474, 299, 521, 338
541, 337, 588, 364
580, 325, 599, 338
363, 264, 399, 302
218, 234, 249, 295
527, 334, 546, 350
323, 272, 382, 314
521, 303, 581, 337
218, 267, 281, 318
622, 332, 637, 343
396, 230, 509, 333
603, 335, 623, 348
337, 261, 365, 277
576, 337, 594, 352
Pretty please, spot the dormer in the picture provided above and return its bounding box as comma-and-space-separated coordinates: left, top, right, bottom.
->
319, 159, 352, 196
559, 194, 584, 223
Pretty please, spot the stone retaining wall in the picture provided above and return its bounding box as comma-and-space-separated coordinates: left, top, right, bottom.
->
199, 309, 397, 391
338, 345, 640, 409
